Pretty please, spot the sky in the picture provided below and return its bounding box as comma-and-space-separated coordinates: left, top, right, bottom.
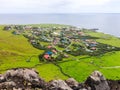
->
0, 0, 120, 13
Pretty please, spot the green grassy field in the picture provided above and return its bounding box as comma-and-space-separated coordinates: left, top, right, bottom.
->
1, 25, 120, 82
0, 25, 67, 81
86, 31, 120, 47
58, 51, 120, 82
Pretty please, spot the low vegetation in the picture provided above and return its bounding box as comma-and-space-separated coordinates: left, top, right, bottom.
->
0, 24, 120, 82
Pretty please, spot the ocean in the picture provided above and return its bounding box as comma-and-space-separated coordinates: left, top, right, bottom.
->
0, 13, 120, 37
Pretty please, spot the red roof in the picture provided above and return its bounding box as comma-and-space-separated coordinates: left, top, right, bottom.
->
47, 46, 52, 49
52, 50, 57, 54
44, 54, 50, 59
91, 41, 97, 44
91, 47, 96, 50
78, 32, 83, 34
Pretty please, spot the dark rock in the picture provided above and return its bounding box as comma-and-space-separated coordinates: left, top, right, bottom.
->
108, 80, 120, 90
0, 81, 16, 89
85, 71, 110, 90
47, 79, 72, 90
65, 78, 79, 89
0, 74, 6, 83
0, 68, 46, 89
73, 83, 91, 90
1, 68, 120, 90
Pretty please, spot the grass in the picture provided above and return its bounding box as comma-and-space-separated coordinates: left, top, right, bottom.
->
0, 55, 39, 72
58, 51, 120, 82
99, 69, 120, 80
35, 63, 68, 81
0, 25, 66, 81
0, 31, 43, 54
28, 24, 71, 28
86, 31, 120, 47
1, 25, 120, 82
59, 60, 98, 82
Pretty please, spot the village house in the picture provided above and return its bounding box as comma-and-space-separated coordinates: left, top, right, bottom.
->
43, 54, 51, 60
32, 27, 41, 31
90, 47, 97, 50
77, 31, 85, 36
42, 45, 58, 61
14, 25, 24, 30
3, 26, 12, 30
12, 31, 21, 35
24, 25, 32, 30
29, 39, 36, 44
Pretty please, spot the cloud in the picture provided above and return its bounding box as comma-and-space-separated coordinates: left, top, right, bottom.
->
0, 0, 62, 13
0, 0, 116, 13
68, 0, 110, 6
51, 0, 111, 13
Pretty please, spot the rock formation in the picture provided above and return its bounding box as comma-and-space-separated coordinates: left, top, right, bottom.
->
47, 79, 72, 90
107, 80, 120, 90
0, 68, 120, 90
65, 78, 79, 88
85, 71, 110, 90
0, 68, 46, 90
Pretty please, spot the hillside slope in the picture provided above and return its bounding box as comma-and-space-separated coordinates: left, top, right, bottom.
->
0, 25, 67, 81
1, 25, 120, 82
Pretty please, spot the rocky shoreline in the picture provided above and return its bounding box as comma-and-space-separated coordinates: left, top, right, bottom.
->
0, 68, 120, 90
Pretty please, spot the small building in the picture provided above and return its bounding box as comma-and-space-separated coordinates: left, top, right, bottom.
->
44, 54, 51, 60
32, 27, 40, 31
3, 26, 12, 30
24, 26, 32, 30
30, 39, 36, 44
52, 49, 57, 54
90, 47, 97, 50
78, 32, 85, 36
89, 43, 97, 47
46, 51, 53, 56
12, 31, 21, 35
47, 45, 52, 49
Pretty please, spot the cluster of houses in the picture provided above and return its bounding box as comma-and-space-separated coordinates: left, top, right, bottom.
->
84, 39, 97, 51
3, 24, 120, 61
39, 45, 69, 61
43, 45, 58, 61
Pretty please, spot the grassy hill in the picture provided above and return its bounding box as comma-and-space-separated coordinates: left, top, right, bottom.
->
1, 24, 120, 82
0, 25, 67, 81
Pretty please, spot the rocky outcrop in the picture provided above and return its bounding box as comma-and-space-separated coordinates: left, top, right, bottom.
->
108, 80, 120, 90
65, 78, 79, 88
0, 69, 120, 90
0, 68, 46, 90
85, 71, 110, 90
47, 79, 72, 90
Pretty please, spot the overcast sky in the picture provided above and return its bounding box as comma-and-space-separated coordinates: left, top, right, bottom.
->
0, 0, 120, 13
